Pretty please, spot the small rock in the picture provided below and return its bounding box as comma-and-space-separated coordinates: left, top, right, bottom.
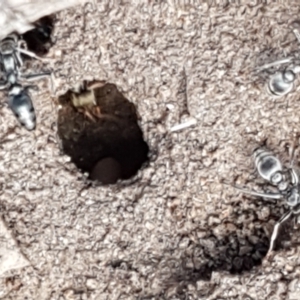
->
86, 278, 98, 290
90, 157, 122, 184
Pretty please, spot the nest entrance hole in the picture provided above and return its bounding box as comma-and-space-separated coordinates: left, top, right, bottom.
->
22, 16, 54, 56
57, 81, 149, 185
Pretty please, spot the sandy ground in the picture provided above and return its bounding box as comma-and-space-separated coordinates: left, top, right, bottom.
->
2, 1, 300, 299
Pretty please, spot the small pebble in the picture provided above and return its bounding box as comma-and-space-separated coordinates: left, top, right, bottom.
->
90, 157, 122, 184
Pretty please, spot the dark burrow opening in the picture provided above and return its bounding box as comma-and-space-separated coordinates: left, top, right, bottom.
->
56, 81, 149, 185
22, 16, 54, 56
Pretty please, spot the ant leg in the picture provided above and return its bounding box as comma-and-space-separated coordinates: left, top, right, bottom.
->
227, 183, 282, 200
13, 51, 24, 68
84, 109, 97, 122
93, 106, 102, 118
292, 24, 300, 44
49, 72, 57, 97
16, 47, 52, 64
77, 107, 97, 123
265, 210, 293, 259
256, 57, 294, 72
288, 133, 300, 167
87, 80, 106, 90
22, 72, 57, 97
21, 71, 51, 81
290, 168, 299, 186
24, 85, 39, 92
287, 135, 300, 185
0, 80, 9, 90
